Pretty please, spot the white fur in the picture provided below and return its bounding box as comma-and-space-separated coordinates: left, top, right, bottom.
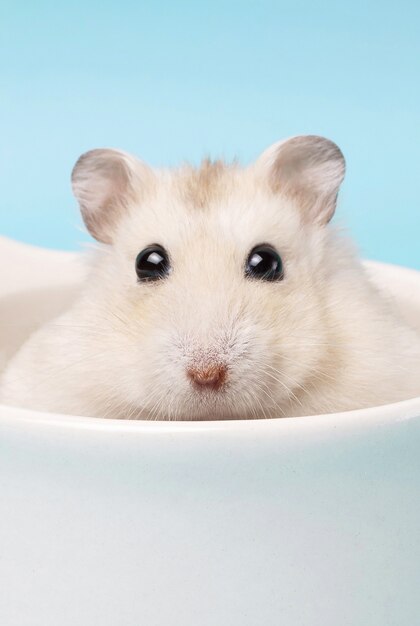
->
1, 137, 420, 420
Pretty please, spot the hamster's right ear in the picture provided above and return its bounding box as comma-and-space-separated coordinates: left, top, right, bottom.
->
71, 148, 151, 244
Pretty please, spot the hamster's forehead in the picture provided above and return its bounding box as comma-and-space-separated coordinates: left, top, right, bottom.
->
116, 161, 302, 257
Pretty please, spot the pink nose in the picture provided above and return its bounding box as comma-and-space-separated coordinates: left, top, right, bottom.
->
187, 364, 227, 391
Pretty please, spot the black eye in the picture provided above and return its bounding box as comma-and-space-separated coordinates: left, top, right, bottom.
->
245, 245, 284, 281
135, 245, 170, 282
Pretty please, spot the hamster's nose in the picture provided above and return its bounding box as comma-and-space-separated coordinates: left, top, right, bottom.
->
187, 364, 228, 391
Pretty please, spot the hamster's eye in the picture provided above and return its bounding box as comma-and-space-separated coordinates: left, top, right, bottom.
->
245, 245, 284, 281
135, 245, 170, 282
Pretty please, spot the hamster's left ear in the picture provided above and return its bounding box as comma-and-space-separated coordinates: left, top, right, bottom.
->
71, 148, 151, 244
256, 135, 345, 225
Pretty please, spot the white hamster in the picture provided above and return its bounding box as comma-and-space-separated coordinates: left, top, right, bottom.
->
1, 135, 420, 420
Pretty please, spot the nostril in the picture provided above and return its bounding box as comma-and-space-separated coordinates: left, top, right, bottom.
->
187, 364, 228, 391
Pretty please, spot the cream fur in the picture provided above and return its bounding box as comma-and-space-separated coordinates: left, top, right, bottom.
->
1, 136, 420, 419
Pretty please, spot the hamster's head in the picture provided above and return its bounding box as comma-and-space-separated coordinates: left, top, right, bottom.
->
71, 135, 345, 420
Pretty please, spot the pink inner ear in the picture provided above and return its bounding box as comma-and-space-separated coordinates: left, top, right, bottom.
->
71, 149, 147, 244
258, 135, 345, 226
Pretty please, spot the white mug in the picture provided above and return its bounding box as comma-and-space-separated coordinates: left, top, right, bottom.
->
1, 238, 419, 626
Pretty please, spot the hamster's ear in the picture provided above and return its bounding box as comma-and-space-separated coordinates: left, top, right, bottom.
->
257, 135, 345, 225
71, 148, 151, 244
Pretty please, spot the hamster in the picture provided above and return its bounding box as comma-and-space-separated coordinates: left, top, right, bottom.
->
1, 135, 420, 420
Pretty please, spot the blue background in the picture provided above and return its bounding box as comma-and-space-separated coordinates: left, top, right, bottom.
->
1, 1, 419, 268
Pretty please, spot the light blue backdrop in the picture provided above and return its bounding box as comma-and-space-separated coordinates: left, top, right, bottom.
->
1, 1, 419, 268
